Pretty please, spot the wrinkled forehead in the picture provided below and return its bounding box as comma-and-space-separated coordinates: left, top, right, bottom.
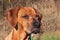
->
18, 7, 36, 16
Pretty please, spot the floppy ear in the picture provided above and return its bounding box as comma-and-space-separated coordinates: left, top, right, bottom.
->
5, 7, 20, 27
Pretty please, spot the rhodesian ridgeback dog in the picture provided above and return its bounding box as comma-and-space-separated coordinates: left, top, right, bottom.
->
5, 6, 42, 40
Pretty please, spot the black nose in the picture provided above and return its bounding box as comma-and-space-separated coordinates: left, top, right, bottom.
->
33, 21, 40, 28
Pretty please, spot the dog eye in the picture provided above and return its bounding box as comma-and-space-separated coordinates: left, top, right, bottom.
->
36, 15, 39, 17
22, 15, 29, 19
36, 15, 41, 21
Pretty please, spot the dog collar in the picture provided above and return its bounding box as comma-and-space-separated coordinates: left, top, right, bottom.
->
30, 34, 33, 40
24, 31, 33, 40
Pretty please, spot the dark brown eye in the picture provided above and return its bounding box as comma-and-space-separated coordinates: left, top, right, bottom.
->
22, 15, 29, 19
36, 15, 39, 17
36, 15, 41, 21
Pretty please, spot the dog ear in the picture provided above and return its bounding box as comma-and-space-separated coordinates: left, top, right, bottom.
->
5, 7, 20, 27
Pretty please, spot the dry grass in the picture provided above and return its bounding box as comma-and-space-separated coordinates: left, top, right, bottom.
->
0, 18, 12, 40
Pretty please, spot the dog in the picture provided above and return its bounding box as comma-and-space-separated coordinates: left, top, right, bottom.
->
5, 6, 42, 40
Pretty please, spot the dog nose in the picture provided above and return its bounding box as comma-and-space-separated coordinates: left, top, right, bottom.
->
33, 21, 40, 28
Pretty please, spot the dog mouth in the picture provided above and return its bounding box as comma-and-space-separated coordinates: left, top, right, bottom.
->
32, 30, 40, 34
31, 29, 40, 34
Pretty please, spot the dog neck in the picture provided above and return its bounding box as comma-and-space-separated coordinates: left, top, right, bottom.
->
12, 28, 30, 40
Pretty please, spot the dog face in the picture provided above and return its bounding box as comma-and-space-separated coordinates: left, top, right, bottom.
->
5, 7, 42, 34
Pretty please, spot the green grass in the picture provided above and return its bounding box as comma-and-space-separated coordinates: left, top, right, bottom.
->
40, 33, 60, 40
33, 33, 60, 40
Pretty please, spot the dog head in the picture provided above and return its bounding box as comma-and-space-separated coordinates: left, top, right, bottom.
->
5, 7, 42, 34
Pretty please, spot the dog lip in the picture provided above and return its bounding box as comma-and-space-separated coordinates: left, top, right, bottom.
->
31, 29, 40, 34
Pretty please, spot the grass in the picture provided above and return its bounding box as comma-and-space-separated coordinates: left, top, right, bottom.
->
33, 33, 60, 40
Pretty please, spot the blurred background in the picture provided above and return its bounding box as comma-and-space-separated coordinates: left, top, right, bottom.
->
0, 0, 60, 40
